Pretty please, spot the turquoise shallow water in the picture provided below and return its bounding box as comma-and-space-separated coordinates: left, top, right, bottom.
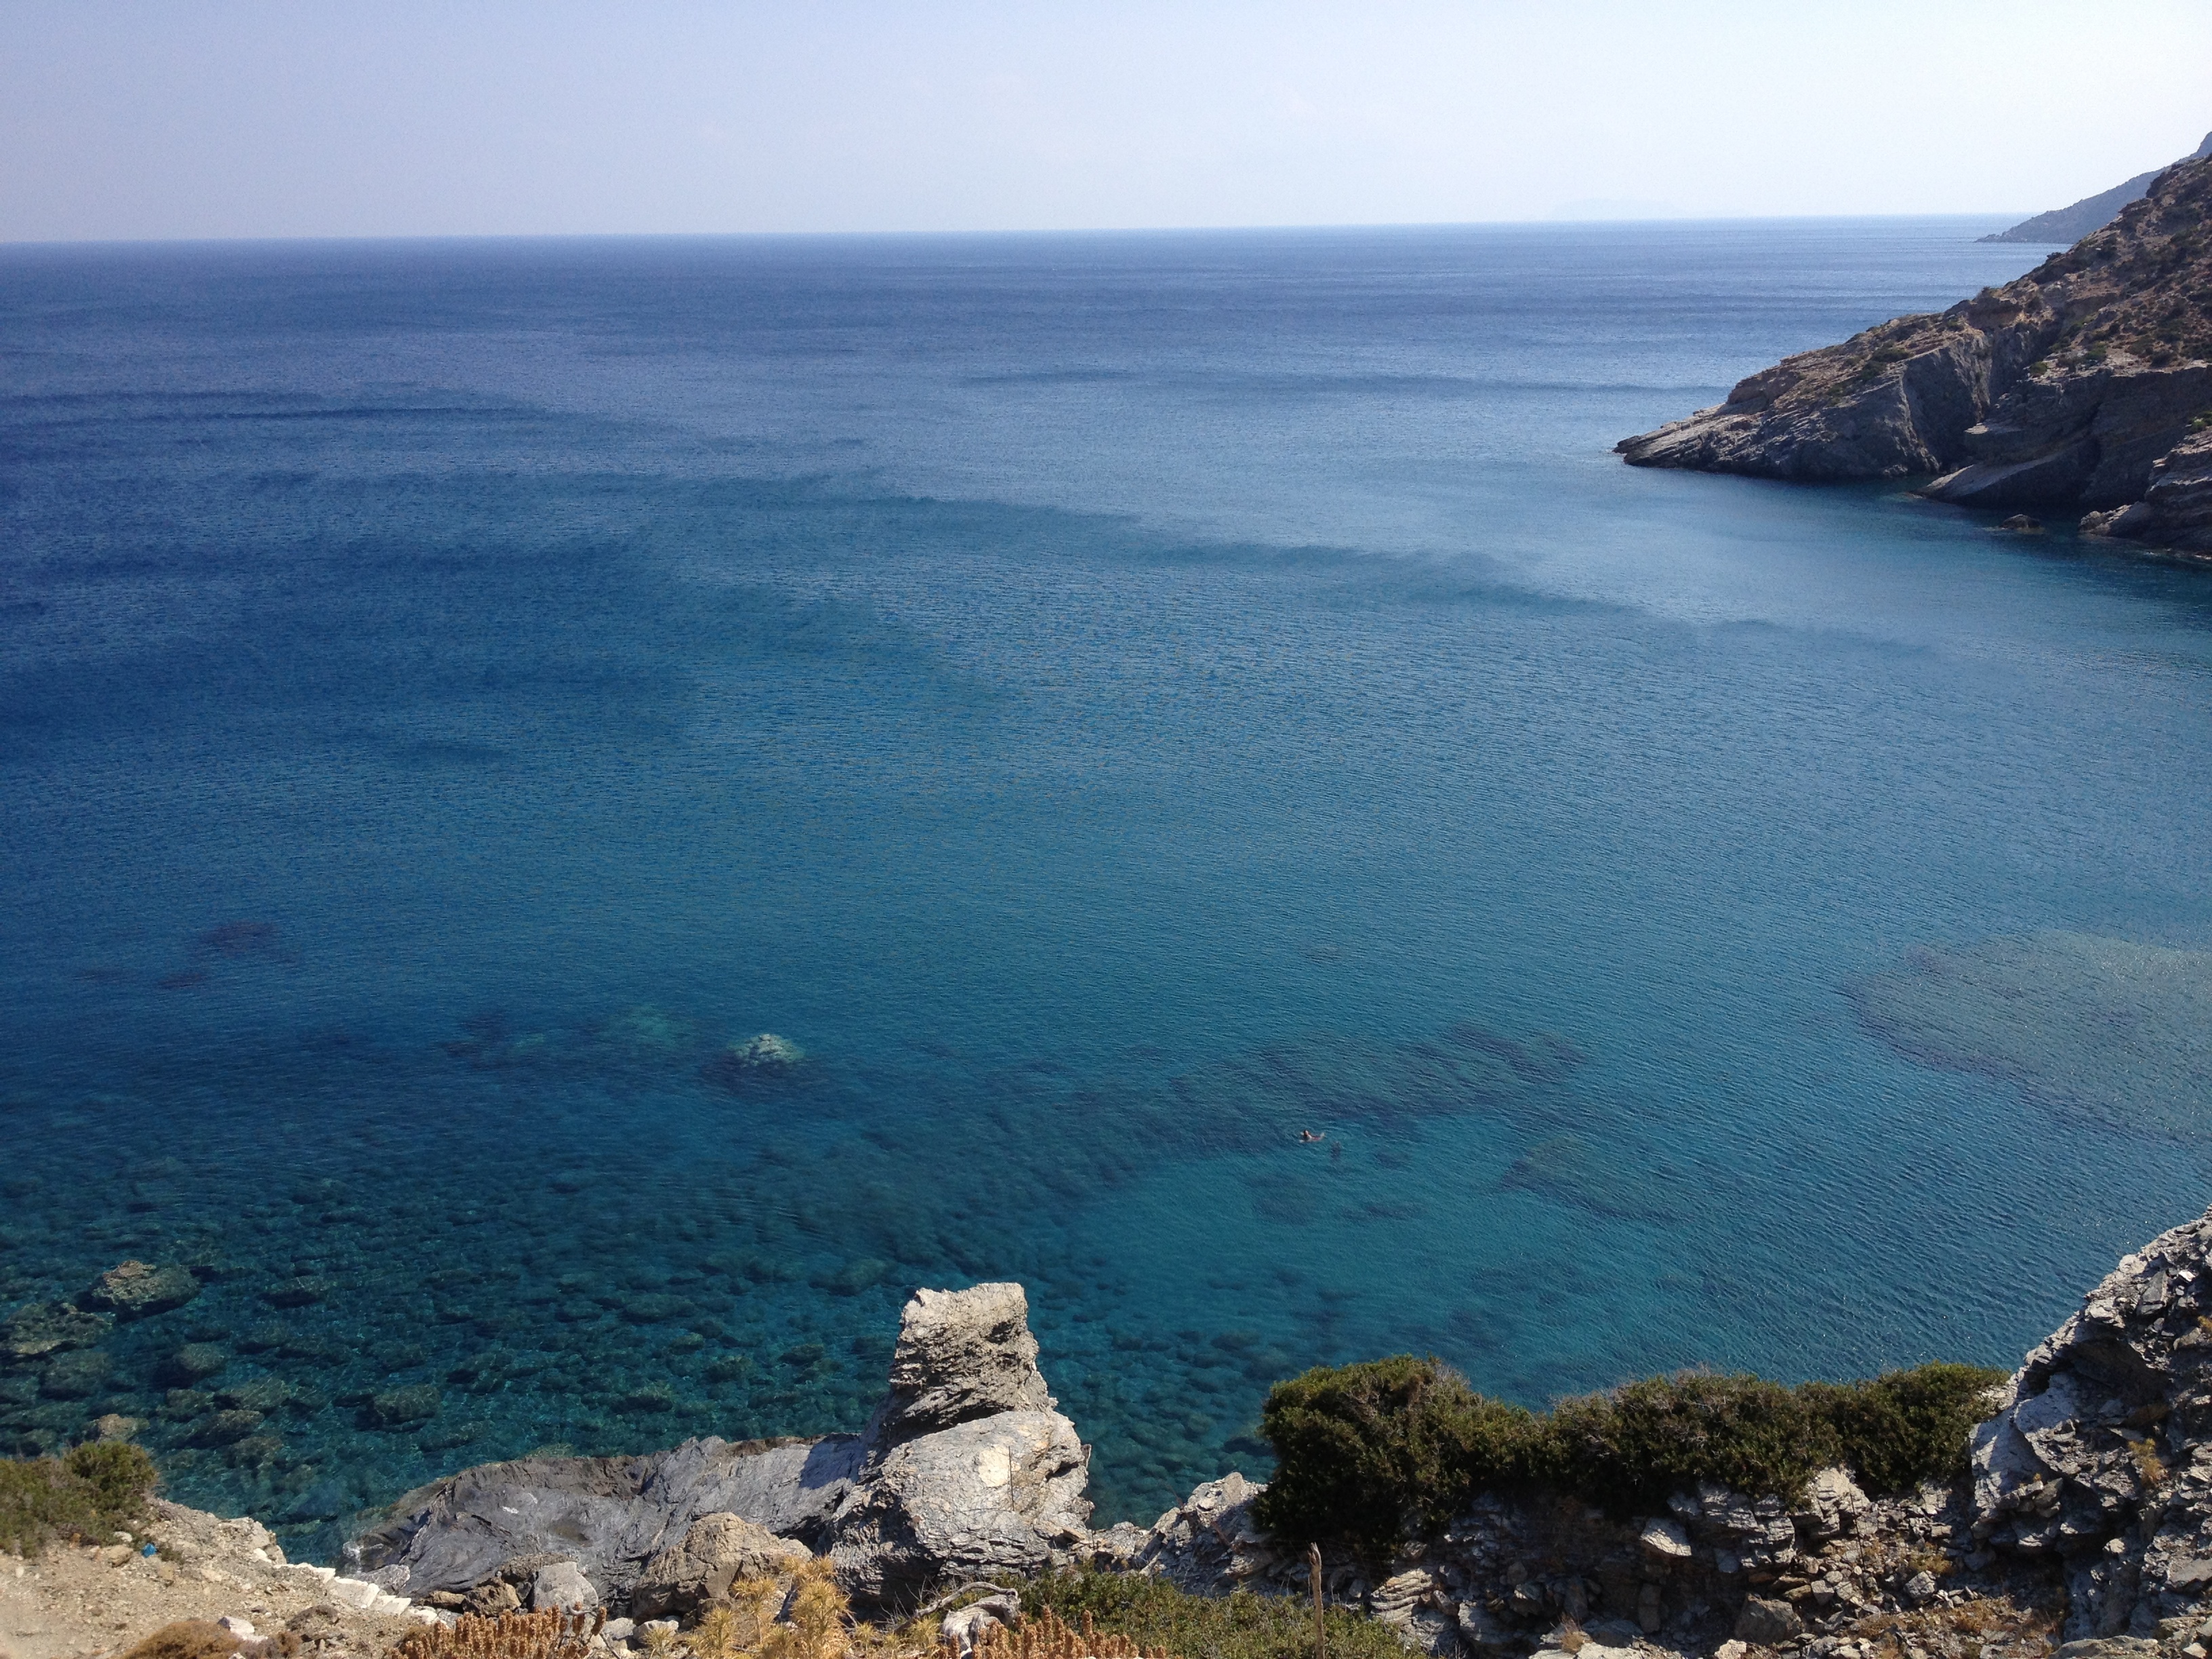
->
6, 220, 2212, 1561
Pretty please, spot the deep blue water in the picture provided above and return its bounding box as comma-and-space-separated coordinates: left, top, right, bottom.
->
6, 219, 2211, 1561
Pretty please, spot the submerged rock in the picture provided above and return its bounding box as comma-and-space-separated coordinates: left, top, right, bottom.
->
83, 1260, 200, 1320
1, 1301, 112, 1360
703, 1033, 806, 1091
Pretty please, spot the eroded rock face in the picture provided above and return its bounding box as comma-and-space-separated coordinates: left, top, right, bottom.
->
830, 1409, 1091, 1610
1618, 151, 2212, 537
1967, 1207, 2212, 1639
2086, 429, 2212, 554
861, 1282, 1054, 1452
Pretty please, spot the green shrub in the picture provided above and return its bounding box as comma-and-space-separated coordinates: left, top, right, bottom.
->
1546, 1372, 1832, 1515
1807, 1362, 2005, 1494
1253, 1355, 1538, 1559
0, 1441, 159, 1556
1254, 1357, 2003, 1559
1021, 1569, 1407, 1659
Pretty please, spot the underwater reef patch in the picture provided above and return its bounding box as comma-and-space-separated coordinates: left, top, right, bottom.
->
1851, 930, 2212, 1131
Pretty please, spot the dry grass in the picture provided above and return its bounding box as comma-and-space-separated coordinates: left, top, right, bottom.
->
962, 1606, 1169, 1659
392, 1609, 605, 1659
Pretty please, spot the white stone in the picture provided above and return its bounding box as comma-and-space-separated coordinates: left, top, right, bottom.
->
218, 1616, 257, 1639
1639, 1517, 1692, 1561
325, 1576, 381, 1610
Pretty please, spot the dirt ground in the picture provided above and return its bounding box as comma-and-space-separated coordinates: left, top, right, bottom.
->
0, 1502, 414, 1659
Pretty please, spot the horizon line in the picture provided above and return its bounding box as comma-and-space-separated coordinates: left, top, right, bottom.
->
0, 210, 2053, 253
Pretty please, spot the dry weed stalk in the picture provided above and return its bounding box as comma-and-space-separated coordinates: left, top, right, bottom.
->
395, 1608, 605, 1659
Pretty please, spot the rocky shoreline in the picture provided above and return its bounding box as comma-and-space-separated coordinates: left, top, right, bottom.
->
24, 1207, 2212, 1659
1616, 151, 2212, 558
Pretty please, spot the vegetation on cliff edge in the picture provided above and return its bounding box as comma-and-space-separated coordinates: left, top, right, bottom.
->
1021, 1570, 1407, 1659
0, 1440, 159, 1556
1255, 1355, 2005, 1561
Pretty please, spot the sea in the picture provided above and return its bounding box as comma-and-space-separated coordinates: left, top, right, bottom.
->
6, 218, 2211, 1564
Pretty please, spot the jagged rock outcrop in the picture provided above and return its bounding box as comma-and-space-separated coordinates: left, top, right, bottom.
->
339, 1223, 2212, 1653
1982, 134, 2212, 245
828, 1283, 1092, 1610
860, 1282, 1055, 1451
828, 1408, 1091, 1608
348, 1282, 1091, 1616
1969, 1207, 2212, 1639
1072, 1471, 1277, 1591
1618, 150, 2212, 550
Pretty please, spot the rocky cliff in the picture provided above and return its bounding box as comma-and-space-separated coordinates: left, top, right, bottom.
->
1616, 152, 2212, 555
1981, 135, 2212, 246
321, 1204, 2212, 1659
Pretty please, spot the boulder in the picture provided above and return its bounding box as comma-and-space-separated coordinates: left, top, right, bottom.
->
862, 1283, 1054, 1451
829, 1410, 1091, 1609
531, 1559, 598, 1612
1791, 1467, 1870, 1542
83, 1261, 200, 1320
942, 1595, 1020, 1657
630, 1511, 810, 1622
1734, 1597, 1803, 1645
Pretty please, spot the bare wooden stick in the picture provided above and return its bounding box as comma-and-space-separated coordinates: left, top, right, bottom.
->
1309, 1543, 1326, 1659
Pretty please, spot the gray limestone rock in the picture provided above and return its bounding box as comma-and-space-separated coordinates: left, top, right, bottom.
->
1791, 1467, 1871, 1542
862, 1283, 1054, 1452
1123, 1471, 1274, 1593
829, 1409, 1091, 1610
350, 1433, 862, 1607
942, 1596, 1019, 1657
1967, 1204, 2212, 1637
630, 1511, 811, 1622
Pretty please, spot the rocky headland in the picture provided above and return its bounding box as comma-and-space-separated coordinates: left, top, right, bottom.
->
1616, 151, 2212, 556
28, 1212, 2212, 1659
1980, 135, 2212, 246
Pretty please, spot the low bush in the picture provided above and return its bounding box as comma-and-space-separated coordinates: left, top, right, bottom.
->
1254, 1357, 2003, 1559
0, 1441, 159, 1556
1021, 1570, 1408, 1659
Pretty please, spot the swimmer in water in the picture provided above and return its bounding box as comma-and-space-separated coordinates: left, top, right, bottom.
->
1297, 1129, 1326, 1143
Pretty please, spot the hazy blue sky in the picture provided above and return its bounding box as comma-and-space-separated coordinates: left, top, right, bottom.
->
5, 0, 2209, 242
